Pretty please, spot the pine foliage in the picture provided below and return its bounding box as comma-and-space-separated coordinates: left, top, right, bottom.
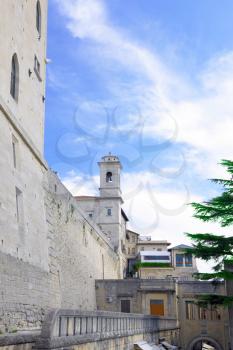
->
186, 160, 233, 306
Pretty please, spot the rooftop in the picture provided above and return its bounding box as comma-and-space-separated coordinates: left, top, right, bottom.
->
169, 244, 193, 250
100, 153, 120, 163
126, 229, 140, 236
137, 240, 171, 246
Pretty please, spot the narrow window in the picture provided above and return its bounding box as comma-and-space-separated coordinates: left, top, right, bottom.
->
210, 306, 221, 321
12, 135, 18, 169
176, 254, 184, 267
185, 254, 193, 267
198, 306, 208, 320
34, 55, 42, 81
121, 300, 130, 313
107, 208, 112, 216
106, 171, 112, 183
132, 247, 135, 255
36, 1, 41, 37
10, 54, 19, 101
16, 187, 23, 226
185, 301, 195, 320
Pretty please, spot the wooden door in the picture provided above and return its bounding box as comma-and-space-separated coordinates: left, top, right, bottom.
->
150, 300, 164, 316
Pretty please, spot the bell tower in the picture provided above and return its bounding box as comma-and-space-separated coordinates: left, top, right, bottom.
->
99, 153, 122, 199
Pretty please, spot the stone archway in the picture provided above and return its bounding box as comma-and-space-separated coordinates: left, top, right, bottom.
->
187, 336, 222, 350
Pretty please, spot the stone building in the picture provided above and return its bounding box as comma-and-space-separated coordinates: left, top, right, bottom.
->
125, 229, 139, 258
125, 234, 198, 280
0, 0, 121, 332
75, 154, 128, 276
0, 2, 231, 350
96, 279, 229, 350
177, 281, 229, 350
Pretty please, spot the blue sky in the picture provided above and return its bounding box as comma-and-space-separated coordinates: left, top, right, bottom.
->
45, 0, 233, 254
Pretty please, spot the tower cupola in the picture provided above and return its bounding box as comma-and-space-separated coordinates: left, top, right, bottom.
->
98, 153, 122, 198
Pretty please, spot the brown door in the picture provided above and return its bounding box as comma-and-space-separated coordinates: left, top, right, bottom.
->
150, 300, 164, 316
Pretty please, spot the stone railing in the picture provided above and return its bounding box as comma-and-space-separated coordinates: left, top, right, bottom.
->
34, 309, 178, 349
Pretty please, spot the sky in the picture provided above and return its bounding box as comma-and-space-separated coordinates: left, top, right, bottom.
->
45, 0, 233, 270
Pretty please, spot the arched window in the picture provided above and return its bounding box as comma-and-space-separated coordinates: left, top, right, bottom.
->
36, 1, 41, 36
10, 54, 19, 101
106, 171, 112, 182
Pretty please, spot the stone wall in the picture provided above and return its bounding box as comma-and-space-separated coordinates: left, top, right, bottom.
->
0, 169, 121, 333
0, 0, 47, 154
45, 171, 121, 311
0, 252, 59, 333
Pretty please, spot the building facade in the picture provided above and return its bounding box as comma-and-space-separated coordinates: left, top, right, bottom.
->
76, 154, 128, 276
0, 0, 121, 333
0, 0, 48, 271
96, 279, 229, 350
0, 3, 231, 350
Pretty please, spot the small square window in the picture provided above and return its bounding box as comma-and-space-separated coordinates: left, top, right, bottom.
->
107, 208, 112, 216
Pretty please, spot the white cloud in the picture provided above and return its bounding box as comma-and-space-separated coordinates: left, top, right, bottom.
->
55, 0, 233, 273
62, 168, 231, 272
55, 0, 233, 180
62, 171, 99, 196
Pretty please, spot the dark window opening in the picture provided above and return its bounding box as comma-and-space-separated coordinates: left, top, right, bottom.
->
10, 54, 19, 100
106, 171, 112, 182
121, 299, 130, 313
36, 1, 41, 36
144, 255, 170, 261
34, 55, 42, 81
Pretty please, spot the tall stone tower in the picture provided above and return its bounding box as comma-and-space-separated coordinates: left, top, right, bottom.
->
98, 154, 126, 254
0, 0, 49, 269
99, 154, 122, 198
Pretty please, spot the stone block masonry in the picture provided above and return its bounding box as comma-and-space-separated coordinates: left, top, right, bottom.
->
44, 170, 121, 311
0, 170, 121, 333
0, 251, 59, 333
